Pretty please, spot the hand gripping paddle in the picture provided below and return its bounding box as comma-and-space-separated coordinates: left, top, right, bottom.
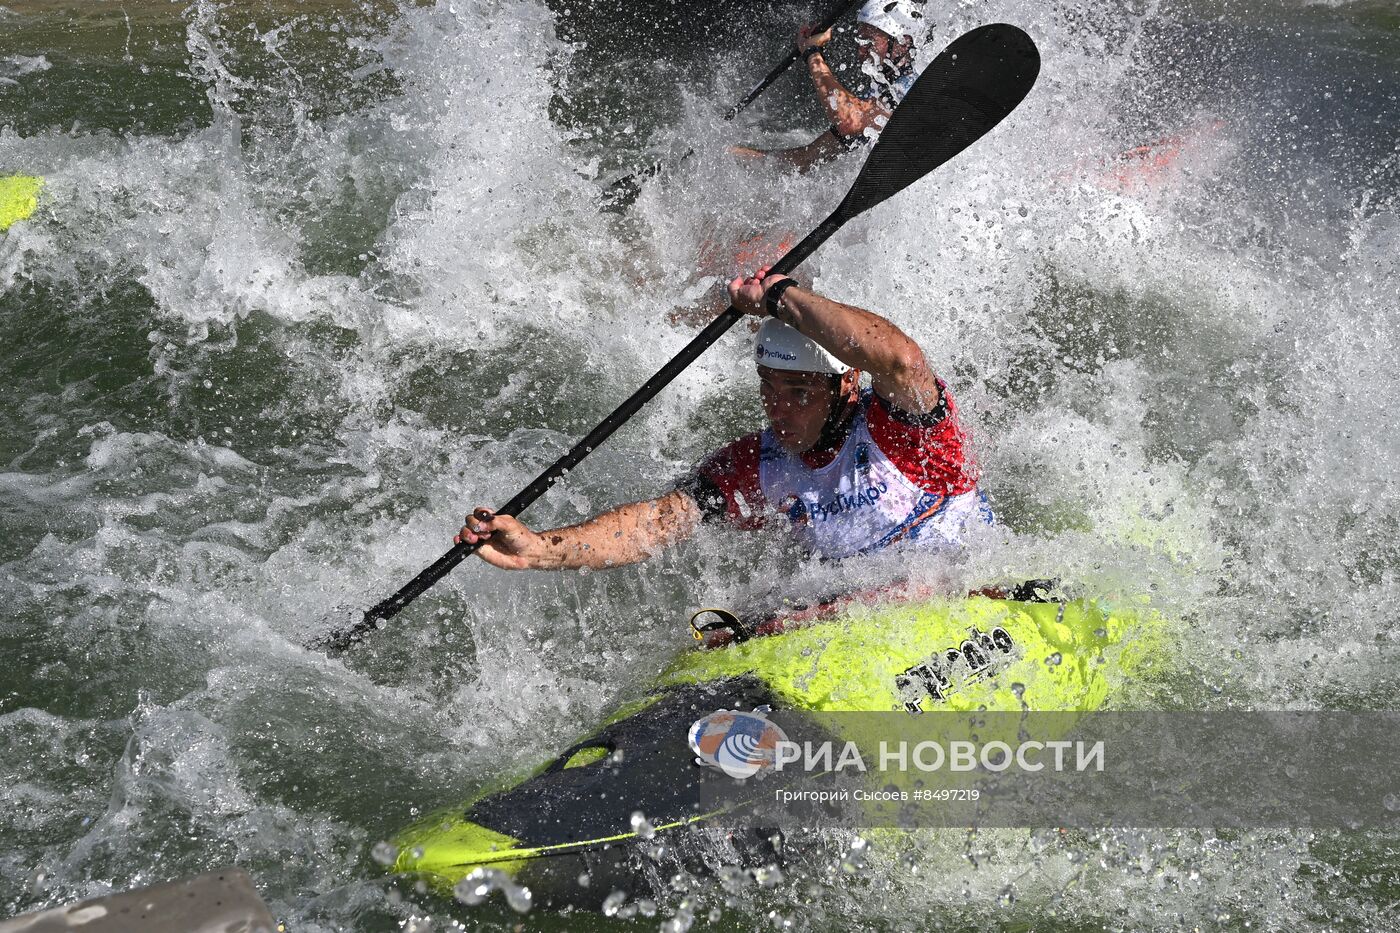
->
600, 0, 862, 211
312, 23, 1041, 654
723, 0, 866, 121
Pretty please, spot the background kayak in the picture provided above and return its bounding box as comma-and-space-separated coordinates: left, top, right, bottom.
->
2, 0, 1397, 930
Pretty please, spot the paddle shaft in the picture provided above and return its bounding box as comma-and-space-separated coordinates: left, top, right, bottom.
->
340, 216, 843, 645
724, 0, 865, 121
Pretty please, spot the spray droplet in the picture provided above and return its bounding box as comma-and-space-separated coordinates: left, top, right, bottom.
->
630, 810, 656, 839
27, 870, 48, 895
662, 901, 697, 933
719, 865, 748, 894
601, 890, 628, 916
840, 836, 870, 874
370, 841, 398, 866
503, 883, 532, 914
453, 868, 532, 913
454, 872, 492, 907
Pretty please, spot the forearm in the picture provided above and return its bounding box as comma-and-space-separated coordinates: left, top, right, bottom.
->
534, 490, 701, 570
806, 55, 884, 137
734, 132, 843, 173
772, 287, 940, 412
770, 133, 845, 172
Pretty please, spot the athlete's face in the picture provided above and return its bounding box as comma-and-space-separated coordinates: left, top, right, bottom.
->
855, 23, 912, 70
759, 366, 857, 454
855, 23, 892, 68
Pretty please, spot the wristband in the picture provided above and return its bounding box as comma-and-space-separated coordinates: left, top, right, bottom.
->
802, 46, 824, 62
764, 278, 798, 316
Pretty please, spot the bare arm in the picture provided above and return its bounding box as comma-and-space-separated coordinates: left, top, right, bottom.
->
798, 27, 890, 139
730, 130, 846, 173
729, 273, 942, 416
456, 489, 703, 571
728, 24, 893, 172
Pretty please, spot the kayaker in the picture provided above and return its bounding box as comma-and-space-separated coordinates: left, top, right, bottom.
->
731, 0, 928, 171
457, 270, 992, 568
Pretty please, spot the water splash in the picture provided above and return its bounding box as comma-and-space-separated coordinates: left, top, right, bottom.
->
1, 0, 1398, 928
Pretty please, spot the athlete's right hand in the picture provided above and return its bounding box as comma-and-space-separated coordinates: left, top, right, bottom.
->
456, 508, 548, 571
796, 23, 832, 52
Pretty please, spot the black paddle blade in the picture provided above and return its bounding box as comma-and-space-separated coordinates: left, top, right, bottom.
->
836, 23, 1040, 222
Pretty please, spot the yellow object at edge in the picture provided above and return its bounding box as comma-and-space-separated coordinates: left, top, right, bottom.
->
0, 176, 44, 231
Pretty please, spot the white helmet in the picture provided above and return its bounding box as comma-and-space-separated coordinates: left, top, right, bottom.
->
755, 319, 850, 376
857, 0, 925, 42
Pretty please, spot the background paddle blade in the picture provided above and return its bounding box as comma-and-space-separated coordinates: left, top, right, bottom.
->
837, 23, 1040, 222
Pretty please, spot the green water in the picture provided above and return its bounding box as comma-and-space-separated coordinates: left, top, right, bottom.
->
2, 0, 1398, 929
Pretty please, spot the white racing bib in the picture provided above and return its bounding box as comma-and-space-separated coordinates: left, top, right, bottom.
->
758, 408, 992, 560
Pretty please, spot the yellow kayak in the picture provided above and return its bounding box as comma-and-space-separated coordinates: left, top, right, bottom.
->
390, 594, 1169, 906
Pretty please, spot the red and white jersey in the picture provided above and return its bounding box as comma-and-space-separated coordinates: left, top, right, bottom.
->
681, 386, 992, 559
